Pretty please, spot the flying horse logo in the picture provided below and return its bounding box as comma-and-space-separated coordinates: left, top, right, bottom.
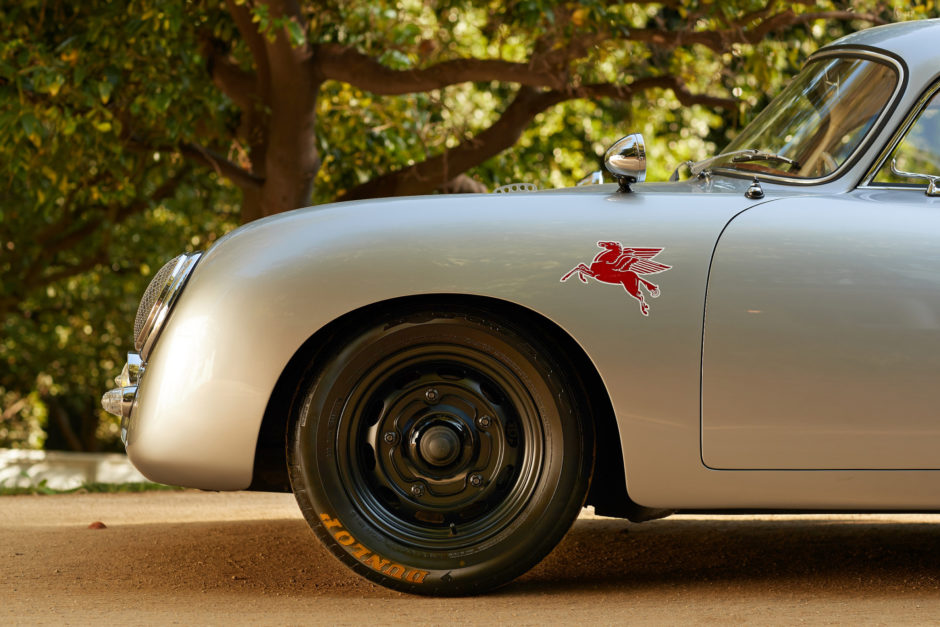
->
561, 241, 672, 316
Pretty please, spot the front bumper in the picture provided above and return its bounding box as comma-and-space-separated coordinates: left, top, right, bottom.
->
101, 351, 143, 444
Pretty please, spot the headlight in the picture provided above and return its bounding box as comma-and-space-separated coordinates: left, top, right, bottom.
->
134, 252, 202, 359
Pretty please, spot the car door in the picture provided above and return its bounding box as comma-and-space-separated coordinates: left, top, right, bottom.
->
701, 86, 940, 470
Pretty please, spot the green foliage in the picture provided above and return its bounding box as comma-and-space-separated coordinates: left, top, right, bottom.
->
0, 478, 186, 496
0, 1, 240, 450
308, 0, 937, 195
1, 0, 937, 450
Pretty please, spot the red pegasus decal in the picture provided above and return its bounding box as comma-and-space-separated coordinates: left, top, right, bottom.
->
561, 241, 671, 316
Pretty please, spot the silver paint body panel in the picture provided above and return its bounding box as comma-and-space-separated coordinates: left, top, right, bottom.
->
128, 180, 759, 490
703, 189, 940, 470
125, 19, 940, 509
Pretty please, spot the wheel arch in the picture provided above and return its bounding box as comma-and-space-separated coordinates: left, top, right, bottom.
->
248, 293, 662, 522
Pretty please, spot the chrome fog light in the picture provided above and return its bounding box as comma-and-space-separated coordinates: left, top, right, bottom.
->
102, 385, 138, 419
102, 352, 144, 445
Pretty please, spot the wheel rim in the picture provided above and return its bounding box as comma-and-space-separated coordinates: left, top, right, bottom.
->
334, 343, 545, 550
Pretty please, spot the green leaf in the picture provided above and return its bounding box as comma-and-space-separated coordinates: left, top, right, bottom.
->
19, 112, 39, 137
286, 20, 306, 47
97, 81, 113, 104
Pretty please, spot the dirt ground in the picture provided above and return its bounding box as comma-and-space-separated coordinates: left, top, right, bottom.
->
4, 492, 940, 625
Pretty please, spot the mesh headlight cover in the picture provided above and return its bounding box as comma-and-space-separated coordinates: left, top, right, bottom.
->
134, 255, 182, 344
133, 252, 201, 355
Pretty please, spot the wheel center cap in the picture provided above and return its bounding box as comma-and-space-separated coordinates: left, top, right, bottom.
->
418, 425, 461, 466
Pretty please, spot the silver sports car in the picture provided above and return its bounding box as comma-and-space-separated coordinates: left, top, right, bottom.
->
103, 20, 940, 595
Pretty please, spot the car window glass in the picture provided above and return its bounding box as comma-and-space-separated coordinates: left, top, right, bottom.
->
713, 56, 898, 179
873, 90, 940, 185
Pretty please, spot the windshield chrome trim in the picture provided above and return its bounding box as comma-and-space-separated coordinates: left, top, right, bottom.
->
858, 184, 937, 192
859, 77, 940, 189
710, 49, 906, 187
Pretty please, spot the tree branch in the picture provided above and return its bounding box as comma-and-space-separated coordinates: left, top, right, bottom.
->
337, 70, 736, 202
318, 6, 829, 101
577, 77, 737, 111
34, 172, 108, 245
49, 400, 84, 452
256, 0, 320, 214
202, 40, 258, 110
628, 9, 887, 51
316, 44, 568, 94
177, 142, 264, 190
1, 396, 28, 422
112, 165, 193, 225
750, 10, 888, 41
225, 0, 272, 93
338, 87, 566, 201
222, 0, 278, 221
315, 5, 599, 96
39, 251, 110, 287
21, 167, 193, 297
437, 174, 488, 194
124, 136, 262, 191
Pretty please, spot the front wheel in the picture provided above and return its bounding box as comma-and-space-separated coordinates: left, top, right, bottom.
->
288, 307, 594, 595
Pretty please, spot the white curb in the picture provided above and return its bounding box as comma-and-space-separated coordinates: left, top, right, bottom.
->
0, 448, 148, 490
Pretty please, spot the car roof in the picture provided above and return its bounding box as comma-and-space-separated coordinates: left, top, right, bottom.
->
822, 19, 940, 90
826, 18, 940, 52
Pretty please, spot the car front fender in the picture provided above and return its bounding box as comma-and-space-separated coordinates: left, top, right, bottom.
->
126, 187, 763, 490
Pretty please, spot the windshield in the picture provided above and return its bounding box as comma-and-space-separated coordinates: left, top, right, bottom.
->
711, 55, 899, 180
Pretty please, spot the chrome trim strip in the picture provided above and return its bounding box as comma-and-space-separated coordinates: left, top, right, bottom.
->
859, 78, 940, 189
890, 159, 940, 195
104, 351, 145, 445
135, 256, 188, 351
120, 391, 139, 446
857, 185, 932, 192
136, 252, 202, 360
711, 49, 906, 187
114, 352, 143, 387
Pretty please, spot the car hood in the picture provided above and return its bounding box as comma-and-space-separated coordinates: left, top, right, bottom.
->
211, 175, 811, 253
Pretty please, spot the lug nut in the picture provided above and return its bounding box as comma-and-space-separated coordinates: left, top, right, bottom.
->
383, 431, 397, 444
424, 388, 440, 404
477, 415, 492, 429
469, 473, 483, 488
410, 483, 426, 498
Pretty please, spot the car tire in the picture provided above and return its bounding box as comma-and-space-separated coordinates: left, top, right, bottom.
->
288, 306, 594, 595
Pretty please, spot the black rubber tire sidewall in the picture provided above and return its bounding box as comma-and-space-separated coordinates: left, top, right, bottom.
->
288, 308, 593, 595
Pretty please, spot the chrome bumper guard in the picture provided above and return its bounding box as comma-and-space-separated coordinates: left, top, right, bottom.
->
101, 352, 144, 444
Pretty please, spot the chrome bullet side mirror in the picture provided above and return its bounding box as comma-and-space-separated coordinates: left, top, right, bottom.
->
604, 133, 646, 193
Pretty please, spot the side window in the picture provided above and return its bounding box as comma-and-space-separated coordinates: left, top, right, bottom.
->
873, 89, 940, 186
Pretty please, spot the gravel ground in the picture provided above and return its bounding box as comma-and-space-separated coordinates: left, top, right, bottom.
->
4, 491, 940, 624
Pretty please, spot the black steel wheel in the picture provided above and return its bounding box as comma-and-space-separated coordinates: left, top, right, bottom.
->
288, 307, 593, 595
